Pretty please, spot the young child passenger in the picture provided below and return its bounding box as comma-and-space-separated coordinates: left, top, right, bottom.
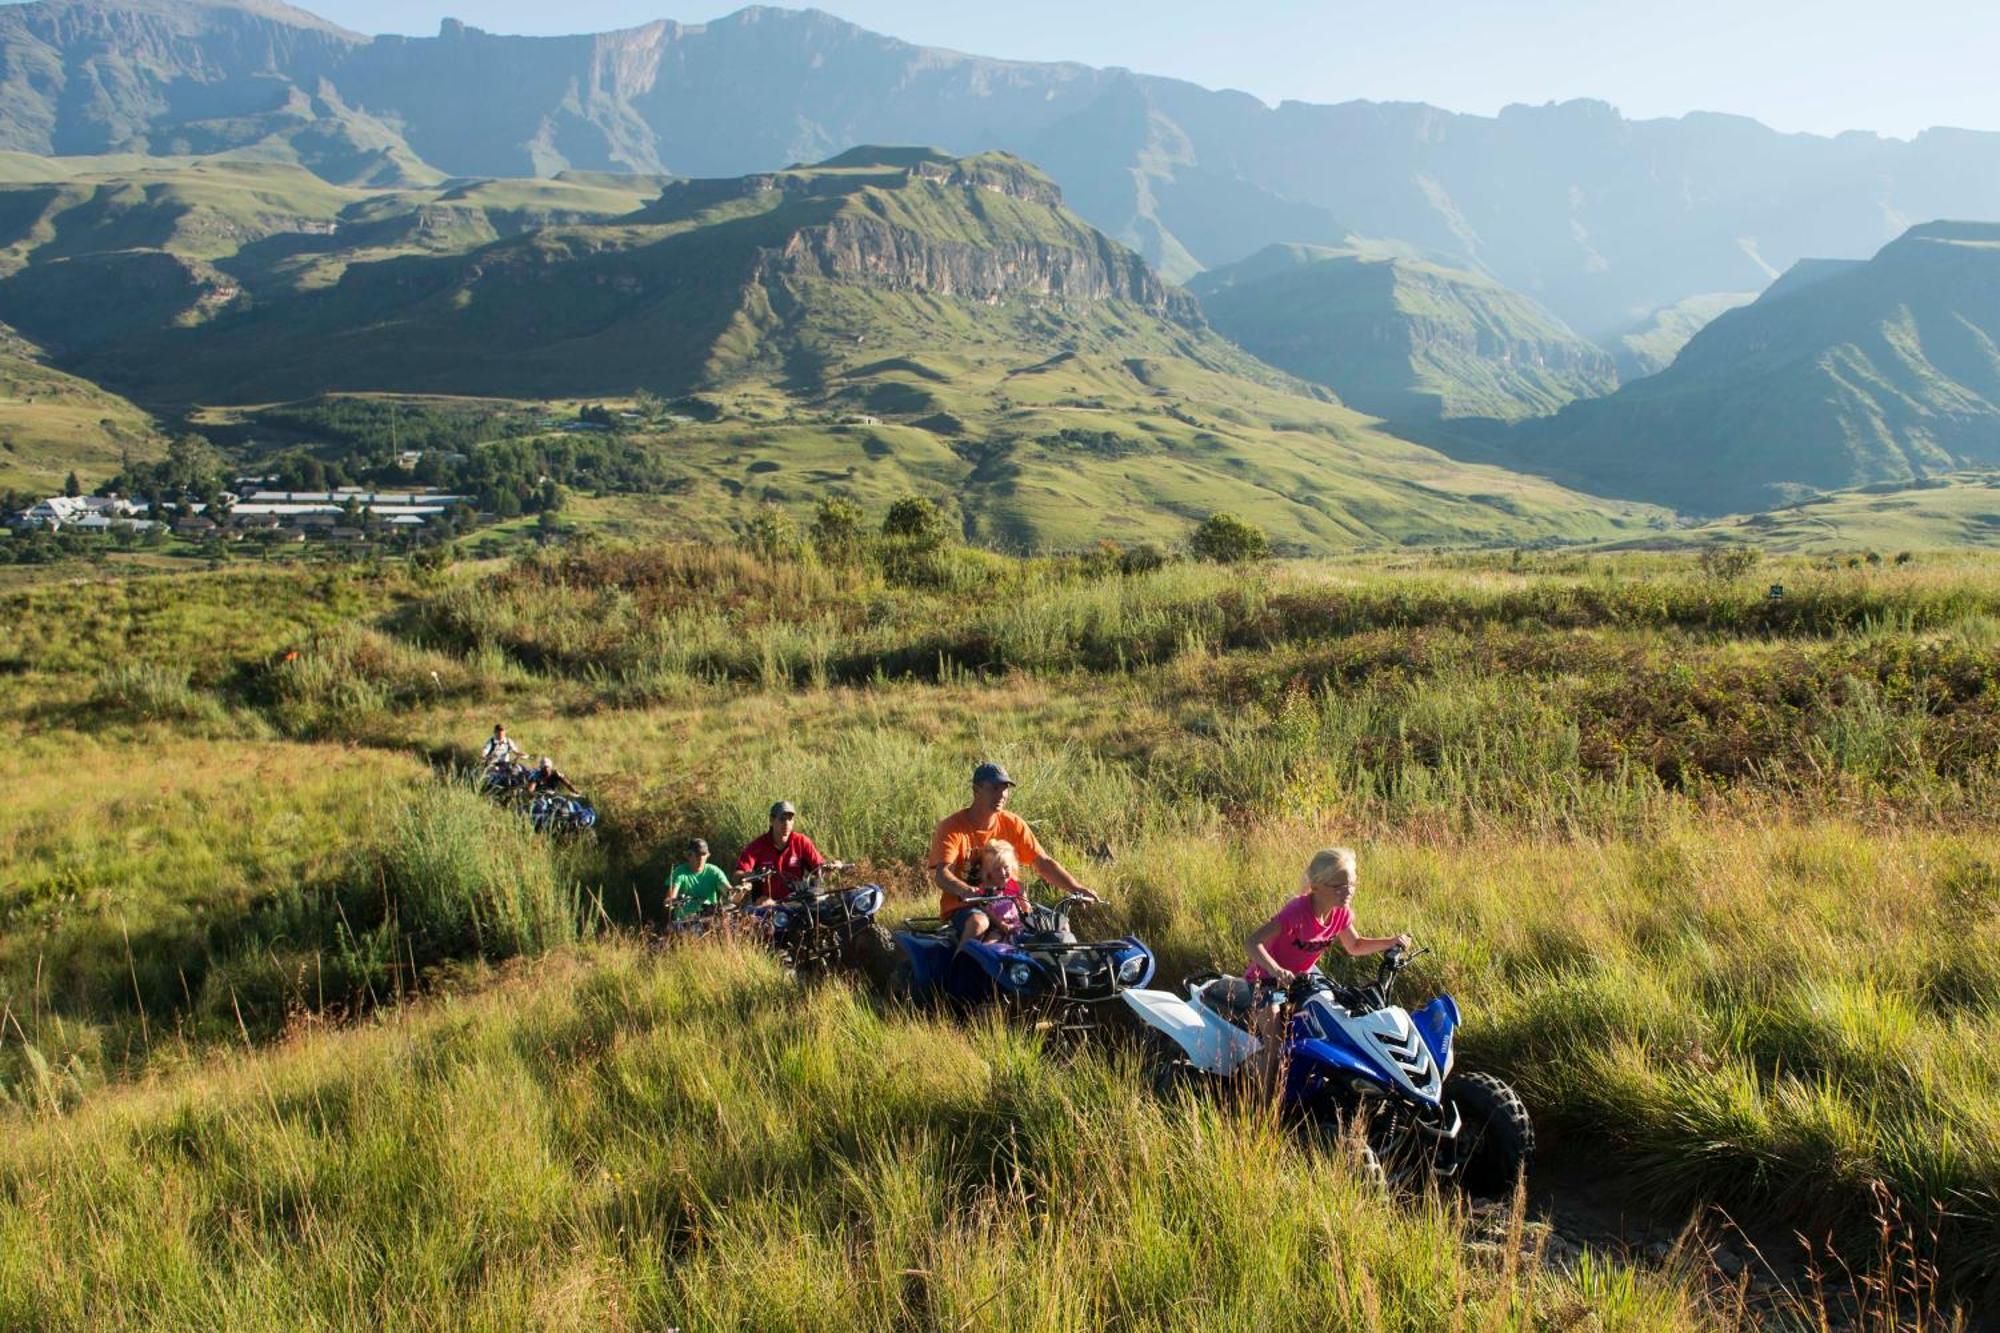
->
953, 842, 1028, 948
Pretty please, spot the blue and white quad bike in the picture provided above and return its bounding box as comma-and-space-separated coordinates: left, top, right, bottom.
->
1123, 948, 1533, 1194
526, 792, 598, 837
739, 863, 897, 984
889, 893, 1155, 1038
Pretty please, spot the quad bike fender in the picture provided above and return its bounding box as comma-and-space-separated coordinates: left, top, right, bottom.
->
890, 932, 957, 988
1409, 994, 1459, 1079
1283, 1036, 1403, 1103
1121, 988, 1261, 1075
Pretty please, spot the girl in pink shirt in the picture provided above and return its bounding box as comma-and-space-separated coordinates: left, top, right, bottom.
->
1209, 848, 1412, 1037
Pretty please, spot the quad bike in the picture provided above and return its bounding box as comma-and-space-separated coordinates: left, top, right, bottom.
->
889, 893, 1155, 1039
480, 761, 533, 804
526, 791, 597, 837
1123, 947, 1533, 1194
739, 863, 897, 983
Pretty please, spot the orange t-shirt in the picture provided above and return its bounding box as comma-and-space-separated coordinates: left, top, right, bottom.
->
929, 808, 1044, 915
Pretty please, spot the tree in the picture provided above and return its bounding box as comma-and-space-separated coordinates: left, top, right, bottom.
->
811, 497, 867, 564
881, 496, 949, 549
164, 434, 221, 498
63, 471, 80, 498
1190, 512, 1269, 564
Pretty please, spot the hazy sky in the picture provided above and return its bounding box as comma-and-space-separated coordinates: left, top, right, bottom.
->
267, 0, 1995, 139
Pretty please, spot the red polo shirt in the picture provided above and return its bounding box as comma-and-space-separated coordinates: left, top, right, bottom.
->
735, 831, 826, 896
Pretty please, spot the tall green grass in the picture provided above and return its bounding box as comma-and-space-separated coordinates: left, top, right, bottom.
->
0, 943, 1717, 1330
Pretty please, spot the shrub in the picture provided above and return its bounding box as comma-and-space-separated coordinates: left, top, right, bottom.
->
1189, 512, 1268, 564
881, 496, 950, 549
1697, 542, 1761, 581
741, 505, 806, 563
1118, 541, 1168, 576
810, 497, 868, 564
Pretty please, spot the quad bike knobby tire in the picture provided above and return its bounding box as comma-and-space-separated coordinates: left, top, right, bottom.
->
1444, 1071, 1535, 1196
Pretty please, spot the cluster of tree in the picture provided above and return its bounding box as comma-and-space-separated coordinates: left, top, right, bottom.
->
256, 397, 521, 461
742, 496, 1268, 584
0, 527, 129, 565
104, 435, 230, 512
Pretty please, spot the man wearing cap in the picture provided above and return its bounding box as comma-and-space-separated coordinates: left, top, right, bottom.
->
931, 763, 1093, 943
735, 800, 826, 903
665, 837, 733, 923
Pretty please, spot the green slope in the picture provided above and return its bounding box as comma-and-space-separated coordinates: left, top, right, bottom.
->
0, 154, 665, 348
1604, 291, 1758, 381
1620, 472, 2000, 553
1190, 244, 1618, 422
1518, 223, 2000, 514
0, 323, 161, 493
13, 146, 1657, 552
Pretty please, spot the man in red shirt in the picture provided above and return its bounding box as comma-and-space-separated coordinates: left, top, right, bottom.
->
930, 763, 1093, 944
736, 800, 826, 903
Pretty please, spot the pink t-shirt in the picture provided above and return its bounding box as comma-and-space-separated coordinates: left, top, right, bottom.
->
1246, 894, 1353, 982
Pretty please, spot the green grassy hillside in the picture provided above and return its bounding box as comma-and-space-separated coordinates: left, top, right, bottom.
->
1632, 471, 2000, 553
0, 153, 664, 345
1604, 291, 1758, 381
1, 147, 1662, 552
0, 323, 161, 492
1190, 244, 1618, 422
1520, 222, 2000, 514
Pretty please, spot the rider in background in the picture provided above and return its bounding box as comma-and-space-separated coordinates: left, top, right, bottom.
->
665, 838, 733, 923
931, 762, 1092, 946
735, 800, 826, 904
528, 756, 580, 795
482, 724, 524, 768
1211, 847, 1412, 1040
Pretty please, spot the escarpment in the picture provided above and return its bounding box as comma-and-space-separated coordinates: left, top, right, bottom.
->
766, 214, 1199, 322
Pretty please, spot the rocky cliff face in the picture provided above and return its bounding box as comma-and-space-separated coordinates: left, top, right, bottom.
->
772, 214, 1195, 319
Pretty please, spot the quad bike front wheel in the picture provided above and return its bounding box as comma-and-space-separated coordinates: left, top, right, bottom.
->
844, 924, 900, 990
1444, 1071, 1535, 1196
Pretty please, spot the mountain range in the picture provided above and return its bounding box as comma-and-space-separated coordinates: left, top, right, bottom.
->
6, 0, 2000, 337
1513, 221, 2000, 514
0, 137, 1662, 549
4, 0, 2000, 535
1189, 244, 1616, 422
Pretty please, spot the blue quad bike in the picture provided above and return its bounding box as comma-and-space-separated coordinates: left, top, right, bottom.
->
735, 863, 898, 983
888, 893, 1156, 1039
526, 791, 597, 837
481, 761, 534, 803
1122, 948, 1533, 1194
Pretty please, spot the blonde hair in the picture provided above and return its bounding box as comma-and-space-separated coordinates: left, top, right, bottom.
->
1306, 847, 1357, 889
976, 840, 1020, 881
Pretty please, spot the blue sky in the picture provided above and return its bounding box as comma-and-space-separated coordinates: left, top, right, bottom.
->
272, 0, 1997, 139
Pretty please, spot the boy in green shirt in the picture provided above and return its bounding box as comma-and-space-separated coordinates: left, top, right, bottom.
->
666, 838, 734, 923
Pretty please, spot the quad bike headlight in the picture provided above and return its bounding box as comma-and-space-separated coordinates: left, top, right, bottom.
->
1116, 955, 1147, 985
1005, 962, 1035, 989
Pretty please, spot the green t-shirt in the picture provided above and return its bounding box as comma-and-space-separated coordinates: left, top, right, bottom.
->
667, 861, 733, 919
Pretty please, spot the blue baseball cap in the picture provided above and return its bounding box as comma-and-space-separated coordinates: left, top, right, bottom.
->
971, 762, 1015, 788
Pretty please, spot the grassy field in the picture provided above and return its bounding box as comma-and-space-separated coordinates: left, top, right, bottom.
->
1, 542, 1995, 1326
1648, 473, 2000, 554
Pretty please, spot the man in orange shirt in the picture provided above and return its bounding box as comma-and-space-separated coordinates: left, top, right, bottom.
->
930, 762, 1094, 946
